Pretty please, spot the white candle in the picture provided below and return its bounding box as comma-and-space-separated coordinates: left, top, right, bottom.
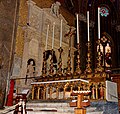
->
98, 7, 100, 39
76, 14, 79, 43
87, 11, 90, 41
60, 20, 63, 47
45, 25, 49, 50
22, 101, 25, 114
52, 22, 55, 49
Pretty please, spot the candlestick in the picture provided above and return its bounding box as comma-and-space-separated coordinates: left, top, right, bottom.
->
52, 22, 55, 49
45, 25, 49, 50
49, 49, 54, 76
95, 40, 104, 73
76, 14, 79, 43
66, 47, 72, 75
87, 11, 90, 42
57, 47, 63, 76
84, 42, 92, 75
98, 7, 100, 39
42, 51, 47, 77
60, 20, 63, 47
74, 43, 81, 75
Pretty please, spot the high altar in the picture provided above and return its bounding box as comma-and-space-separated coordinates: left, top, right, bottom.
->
10, 0, 119, 113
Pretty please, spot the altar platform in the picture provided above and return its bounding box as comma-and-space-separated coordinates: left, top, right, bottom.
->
25, 100, 119, 114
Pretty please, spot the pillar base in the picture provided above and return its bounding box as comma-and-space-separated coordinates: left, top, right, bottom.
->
74, 108, 86, 114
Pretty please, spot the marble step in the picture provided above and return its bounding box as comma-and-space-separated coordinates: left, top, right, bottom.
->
2, 104, 103, 114
3, 101, 119, 114
26, 112, 103, 114
26, 102, 103, 114
4, 110, 103, 114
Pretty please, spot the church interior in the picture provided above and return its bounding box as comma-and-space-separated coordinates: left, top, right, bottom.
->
0, 0, 120, 114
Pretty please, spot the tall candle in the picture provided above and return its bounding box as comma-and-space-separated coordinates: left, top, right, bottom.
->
60, 20, 63, 47
76, 14, 79, 43
45, 25, 49, 50
22, 101, 25, 114
87, 11, 90, 41
98, 7, 100, 39
52, 22, 55, 49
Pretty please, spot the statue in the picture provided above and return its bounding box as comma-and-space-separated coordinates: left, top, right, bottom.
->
99, 84, 104, 99
50, 1, 61, 17
105, 48, 112, 67
25, 59, 36, 84
27, 60, 35, 76
92, 85, 96, 99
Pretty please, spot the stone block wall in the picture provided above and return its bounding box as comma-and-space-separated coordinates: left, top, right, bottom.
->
0, 0, 19, 108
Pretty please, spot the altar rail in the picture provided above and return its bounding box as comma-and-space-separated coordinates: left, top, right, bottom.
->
31, 73, 107, 101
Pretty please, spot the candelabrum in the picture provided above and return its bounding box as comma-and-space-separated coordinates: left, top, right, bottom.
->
49, 49, 54, 76
57, 47, 63, 76
95, 39, 104, 73
84, 41, 92, 74
66, 47, 72, 75
74, 43, 82, 75
42, 51, 47, 77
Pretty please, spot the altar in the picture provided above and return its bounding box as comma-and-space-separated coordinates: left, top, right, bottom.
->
9, 1, 119, 114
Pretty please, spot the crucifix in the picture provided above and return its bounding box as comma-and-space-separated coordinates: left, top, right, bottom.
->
64, 26, 76, 48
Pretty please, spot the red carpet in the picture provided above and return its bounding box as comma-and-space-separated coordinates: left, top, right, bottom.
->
6, 79, 14, 106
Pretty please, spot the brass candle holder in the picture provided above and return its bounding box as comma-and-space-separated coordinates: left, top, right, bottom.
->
74, 43, 82, 75
84, 41, 92, 74
49, 49, 54, 76
57, 47, 63, 76
95, 39, 104, 73
42, 51, 47, 77
66, 47, 72, 75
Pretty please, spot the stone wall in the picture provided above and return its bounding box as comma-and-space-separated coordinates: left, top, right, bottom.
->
11, 0, 76, 93
0, 0, 19, 108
